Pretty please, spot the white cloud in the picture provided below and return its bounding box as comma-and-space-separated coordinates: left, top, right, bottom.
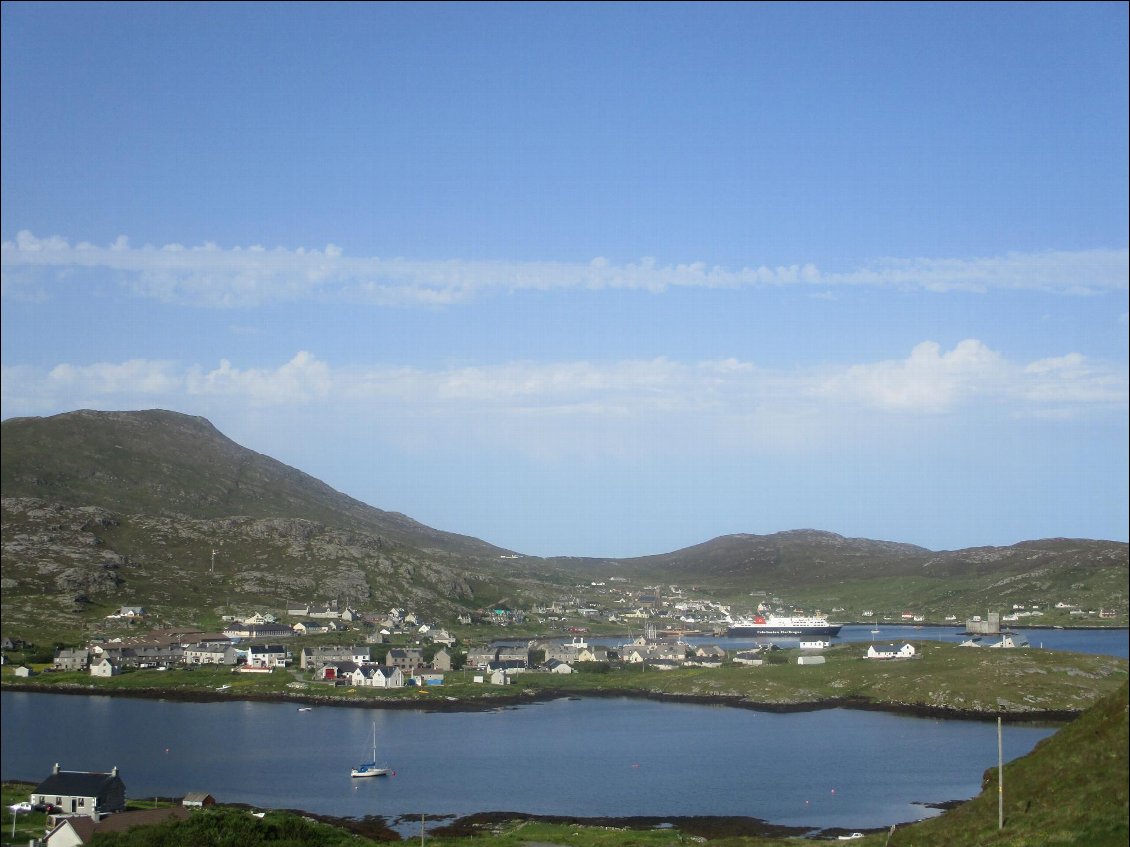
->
814, 339, 1008, 413
3, 230, 1125, 307
2, 342, 1124, 461
45, 359, 182, 396
827, 250, 1130, 294
185, 352, 332, 404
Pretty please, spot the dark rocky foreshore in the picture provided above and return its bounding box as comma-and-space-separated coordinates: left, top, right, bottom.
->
1, 679, 1082, 723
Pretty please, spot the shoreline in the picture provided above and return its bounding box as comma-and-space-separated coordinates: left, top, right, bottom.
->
0, 782, 897, 842
0, 680, 1081, 723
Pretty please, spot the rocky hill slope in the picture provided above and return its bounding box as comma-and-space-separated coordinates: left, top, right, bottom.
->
1, 409, 1125, 643
0, 410, 569, 639
1, 409, 508, 557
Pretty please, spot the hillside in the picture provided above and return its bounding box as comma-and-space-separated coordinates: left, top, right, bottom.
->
1, 409, 1126, 645
0, 409, 509, 558
0, 410, 572, 641
556, 530, 1129, 617
895, 680, 1129, 846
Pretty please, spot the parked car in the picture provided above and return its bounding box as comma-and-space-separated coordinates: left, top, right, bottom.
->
9, 802, 33, 813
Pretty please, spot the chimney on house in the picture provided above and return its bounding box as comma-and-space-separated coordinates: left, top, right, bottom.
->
111, 766, 118, 777
53, 763, 60, 774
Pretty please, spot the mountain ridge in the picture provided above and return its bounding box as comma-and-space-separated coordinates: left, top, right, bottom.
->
1, 408, 513, 559
1, 409, 1125, 643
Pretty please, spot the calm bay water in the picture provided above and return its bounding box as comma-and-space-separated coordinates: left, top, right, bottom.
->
2, 692, 1055, 833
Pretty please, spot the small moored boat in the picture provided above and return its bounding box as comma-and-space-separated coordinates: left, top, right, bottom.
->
351, 722, 388, 778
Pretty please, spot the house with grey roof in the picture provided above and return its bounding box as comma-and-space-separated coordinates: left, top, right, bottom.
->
495, 645, 529, 666
184, 642, 237, 665
385, 647, 424, 671
45, 806, 188, 846
694, 645, 727, 659
292, 620, 332, 636
487, 659, 528, 674
299, 645, 369, 670
467, 646, 497, 669
544, 658, 575, 674
32, 763, 126, 819
431, 647, 453, 671
577, 645, 609, 663
53, 648, 90, 671
319, 660, 360, 681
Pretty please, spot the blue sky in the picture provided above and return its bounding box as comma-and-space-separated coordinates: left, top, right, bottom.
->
2, 1, 1127, 557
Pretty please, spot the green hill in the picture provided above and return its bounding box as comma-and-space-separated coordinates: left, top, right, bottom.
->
892, 680, 1129, 846
555, 530, 1128, 621
0, 409, 508, 557
0, 410, 574, 642
1, 409, 1125, 645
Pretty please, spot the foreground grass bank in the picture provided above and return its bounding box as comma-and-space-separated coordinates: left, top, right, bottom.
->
4, 641, 1126, 717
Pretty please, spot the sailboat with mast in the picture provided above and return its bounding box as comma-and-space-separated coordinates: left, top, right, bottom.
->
351, 722, 388, 778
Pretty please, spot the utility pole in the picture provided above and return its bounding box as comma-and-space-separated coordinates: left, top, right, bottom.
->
998, 716, 1004, 830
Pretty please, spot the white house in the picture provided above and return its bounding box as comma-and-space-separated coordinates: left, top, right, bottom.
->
866, 643, 916, 660
246, 644, 290, 668
799, 639, 829, 650
370, 666, 404, 688
89, 658, 120, 677
544, 659, 575, 674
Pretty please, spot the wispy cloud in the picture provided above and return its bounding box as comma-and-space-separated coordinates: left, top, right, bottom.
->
3, 343, 1124, 460
3, 231, 1126, 307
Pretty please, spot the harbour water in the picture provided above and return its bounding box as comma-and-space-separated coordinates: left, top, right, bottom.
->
711, 624, 1130, 657
2, 691, 1056, 834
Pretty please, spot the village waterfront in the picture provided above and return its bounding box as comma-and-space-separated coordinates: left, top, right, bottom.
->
2, 629, 1125, 837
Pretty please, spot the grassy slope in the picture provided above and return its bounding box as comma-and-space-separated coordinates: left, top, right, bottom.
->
887, 680, 1129, 847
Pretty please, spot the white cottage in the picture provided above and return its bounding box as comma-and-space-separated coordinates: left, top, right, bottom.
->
866, 643, 916, 660
90, 658, 120, 677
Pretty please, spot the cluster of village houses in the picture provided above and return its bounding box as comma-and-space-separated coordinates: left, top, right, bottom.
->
4, 586, 1055, 687
15, 594, 945, 688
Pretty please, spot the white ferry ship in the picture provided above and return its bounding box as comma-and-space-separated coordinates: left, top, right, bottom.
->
725, 613, 843, 637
